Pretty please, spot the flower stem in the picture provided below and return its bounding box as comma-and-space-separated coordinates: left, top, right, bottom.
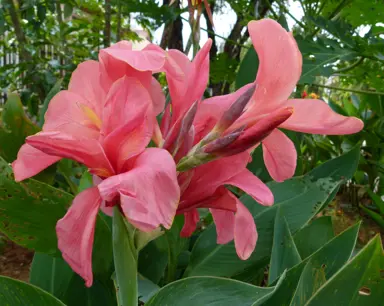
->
112, 207, 138, 306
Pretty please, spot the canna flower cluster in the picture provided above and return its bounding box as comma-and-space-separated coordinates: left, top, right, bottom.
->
12, 19, 363, 286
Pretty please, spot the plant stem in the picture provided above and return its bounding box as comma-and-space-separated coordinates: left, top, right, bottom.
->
112, 207, 138, 306
333, 57, 364, 74
313, 84, 384, 96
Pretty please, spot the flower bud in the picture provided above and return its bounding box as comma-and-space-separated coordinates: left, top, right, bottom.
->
202, 126, 245, 154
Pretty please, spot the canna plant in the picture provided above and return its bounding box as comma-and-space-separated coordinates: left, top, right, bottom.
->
0, 19, 382, 306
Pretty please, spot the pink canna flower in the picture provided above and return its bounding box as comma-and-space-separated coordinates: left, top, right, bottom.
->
158, 42, 274, 260
12, 57, 179, 287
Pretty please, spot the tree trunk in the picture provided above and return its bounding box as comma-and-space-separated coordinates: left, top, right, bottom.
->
116, 0, 122, 41
160, 0, 183, 51
104, 0, 111, 47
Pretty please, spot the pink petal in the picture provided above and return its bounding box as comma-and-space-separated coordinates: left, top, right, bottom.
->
56, 187, 102, 287
180, 209, 200, 237
149, 77, 166, 115
43, 91, 101, 139
262, 129, 297, 182
102, 107, 153, 173
26, 132, 114, 177
280, 99, 364, 135
234, 200, 258, 260
12, 144, 61, 182
68, 60, 105, 114
211, 208, 235, 244
101, 76, 153, 137
97, 148, 179, 231
247, 19, 302, 112
181, 152, 251, 204
225, 169, 274, 206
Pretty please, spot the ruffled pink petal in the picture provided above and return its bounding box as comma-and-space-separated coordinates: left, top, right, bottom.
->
225, 169, 274, 206
43, 91, 101, 139
280, 99, 364, 135
262, 129, 297, 182
56, 187, 102, 287
26, 132, 114, 177
68, 60, 105, 114
97, 148, 179, 231
211, 208, 235, 244
247, 19, 302, 112
101, 76, 153, 137
180, 209, 200, 237
234, 200, 258, 260
12, 144, 61, 182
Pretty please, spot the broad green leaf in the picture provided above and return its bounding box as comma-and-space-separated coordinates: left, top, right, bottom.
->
0, 94, 40, 162
366, 188, 384, 214
64, 4, 74, 19
359, 204, 384, 228
290, 261, 326, 306
146, 274, 286, 306
305, 235, 384, 306
184, 147, 360, 278
0, 276, 65, 306
0, 157, 112, 276
39, 80, 62, 127
235, 46, 258, 89
263, 223, 360, 306
269, 209, 301, 285
138, 274, 160, 303
112, 207, 138, 306
293, 216, 335, 259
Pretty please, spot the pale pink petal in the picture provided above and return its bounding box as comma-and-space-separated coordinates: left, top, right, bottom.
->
101, 76, 153, 136
225, 169, 274, 206
43, 91, 101, 139
247, 19, 302, 112
26, 132, 114, 177
68, 60, 105, 114
262, 129, 297, 182
12, 144, 61, 182
180, 209, 200, 237
211, 208, 235, 244
234, 200, 258, 260
149, 77, 166, 115
280, 99, 364, 135
56, 187, 102, 287
97, 148, 179, 231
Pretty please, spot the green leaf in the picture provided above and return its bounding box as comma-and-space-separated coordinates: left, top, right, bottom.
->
293, 216, 335, 259
263, 223, 360, 305
269, 209, 302, 285
138, 239, 168, 284
290, 260, 326, 306
305, 235, 384, 306
0, 157, 112, 276
138, 274, 160, 303
366, 188, 384, 214
0, 94, 40, 162
64, 4, 74, 19
146, 274, 286, 306
359, 205, 384, 229
235, 46, 258, 90
184, 147, 360, 278
30, 253, 116, 306
0, 276, 65, 305
39, 80, 62, 127
112, 207, 138, 306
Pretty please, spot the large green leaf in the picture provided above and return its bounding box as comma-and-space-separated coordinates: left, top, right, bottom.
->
293, 216, 335, 259
146, 274, 286, 306
269, 209, 301, 285
0, 94, 40, 162
305, 235, 384, 306
0, 156, 112, 275
0, 276, 65, 306
290, 260, 326, 306
184, 147, 360, 278
235, 46, 258, 90
39, 80, 62, 127
263, 223, 360, 305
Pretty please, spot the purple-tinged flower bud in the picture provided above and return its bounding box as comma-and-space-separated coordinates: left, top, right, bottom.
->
202, 126, 245, 154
